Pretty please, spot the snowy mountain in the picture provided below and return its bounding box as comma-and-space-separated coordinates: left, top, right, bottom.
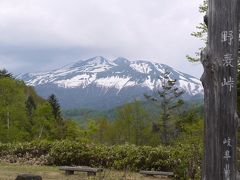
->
18, 56, 203, 109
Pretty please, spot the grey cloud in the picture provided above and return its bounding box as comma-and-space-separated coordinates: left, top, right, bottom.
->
0, 0, 204, 77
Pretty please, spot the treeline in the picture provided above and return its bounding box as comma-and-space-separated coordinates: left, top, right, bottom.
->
78, 100, 203, 146
0, 69, 80, 142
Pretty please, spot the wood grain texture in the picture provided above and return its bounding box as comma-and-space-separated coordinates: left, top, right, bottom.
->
201, 0, 239, 179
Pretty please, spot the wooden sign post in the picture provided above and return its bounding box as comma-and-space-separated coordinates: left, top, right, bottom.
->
201, 0, 239, 179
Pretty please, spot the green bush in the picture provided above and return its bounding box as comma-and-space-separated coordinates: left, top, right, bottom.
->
0, 140, 52, 156
0, 140, 202, 179
108, 144, 175, 171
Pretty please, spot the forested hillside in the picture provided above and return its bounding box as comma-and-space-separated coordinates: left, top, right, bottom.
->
0, 69, 81, 142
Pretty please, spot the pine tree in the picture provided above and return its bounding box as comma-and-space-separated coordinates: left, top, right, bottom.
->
25, 95, 36, 125
144, 71, 184, 144
47, 94, 64, 138
47, 94, 61, 120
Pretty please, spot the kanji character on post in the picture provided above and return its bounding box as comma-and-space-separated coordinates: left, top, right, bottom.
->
224, 150, 231, 161
221, 31, 233, 45
223, 137, 232, 147
223, 54, 234, 67
221, 77, 234, 92
224, 164, 230, 180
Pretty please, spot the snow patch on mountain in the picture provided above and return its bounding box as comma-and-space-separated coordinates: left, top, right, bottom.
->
18, 56, 203, 102
95, 76, 132, 90
130, 62, 152, 74
55, 74, 97, 88
153, 63, 165, 73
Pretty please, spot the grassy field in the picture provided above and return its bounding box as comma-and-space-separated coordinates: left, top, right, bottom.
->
0, 163, 171, 180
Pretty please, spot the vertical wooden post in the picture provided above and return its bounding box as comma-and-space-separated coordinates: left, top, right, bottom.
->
201, 0, 239, 179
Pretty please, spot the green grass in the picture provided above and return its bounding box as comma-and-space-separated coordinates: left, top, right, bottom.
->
0, 162, 171, 180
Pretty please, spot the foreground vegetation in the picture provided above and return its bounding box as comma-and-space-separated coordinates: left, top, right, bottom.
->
0, 139, 202, 179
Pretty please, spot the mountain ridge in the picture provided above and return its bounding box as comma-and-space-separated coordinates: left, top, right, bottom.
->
18, 56, 203, 109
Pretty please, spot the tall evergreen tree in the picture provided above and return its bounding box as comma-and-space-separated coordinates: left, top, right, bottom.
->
144, 71, 184, 144
47, 94, 61, 120
25, 95, 36, 125
47, 94, 64, 138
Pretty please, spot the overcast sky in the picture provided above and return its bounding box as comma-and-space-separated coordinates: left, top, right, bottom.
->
0, 0, 204, 78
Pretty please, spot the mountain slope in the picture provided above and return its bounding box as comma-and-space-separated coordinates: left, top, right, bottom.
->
18, 56, 203, 109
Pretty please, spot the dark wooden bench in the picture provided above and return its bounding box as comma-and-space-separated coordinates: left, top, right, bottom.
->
15, 174, 42, 180
139, 170, 174, 177
59, 166, 103, 176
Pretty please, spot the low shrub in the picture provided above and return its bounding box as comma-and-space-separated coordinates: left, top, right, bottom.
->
0, 140, 202, 179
